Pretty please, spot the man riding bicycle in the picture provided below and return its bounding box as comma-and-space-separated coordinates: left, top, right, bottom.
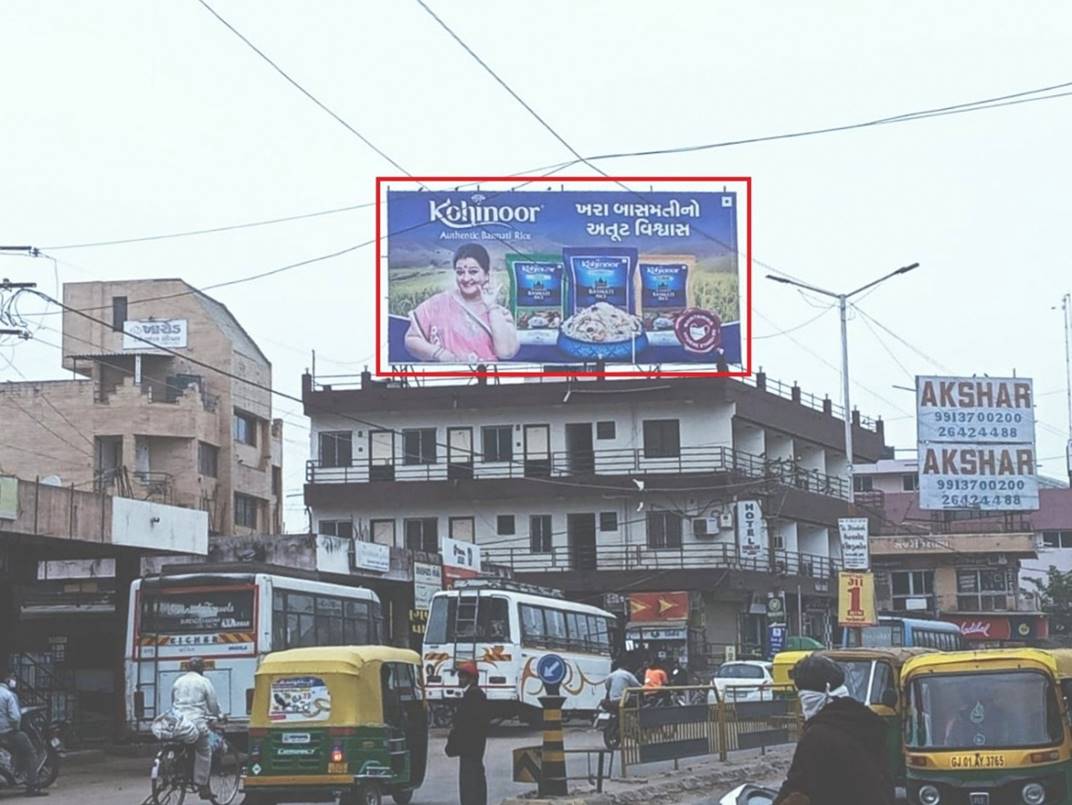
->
0, 675, 46, 797
171, 658, 220, 801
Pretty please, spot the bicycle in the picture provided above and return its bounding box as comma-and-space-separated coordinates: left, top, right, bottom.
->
148, 726, 241, 805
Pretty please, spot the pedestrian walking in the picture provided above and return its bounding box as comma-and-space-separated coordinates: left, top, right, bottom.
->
774, 654, 894, 805
445, 661, 488, 805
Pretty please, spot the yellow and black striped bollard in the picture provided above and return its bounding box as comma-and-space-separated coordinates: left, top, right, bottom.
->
538, 692, 567, 797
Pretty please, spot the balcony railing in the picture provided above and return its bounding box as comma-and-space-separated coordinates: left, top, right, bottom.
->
306, 446, 850, 500
480, 541, 842, 578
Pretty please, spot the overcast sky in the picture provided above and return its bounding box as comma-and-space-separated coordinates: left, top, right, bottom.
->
3, 0, 1071, 529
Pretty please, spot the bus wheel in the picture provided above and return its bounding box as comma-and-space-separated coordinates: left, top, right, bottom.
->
390, 789, 413, 805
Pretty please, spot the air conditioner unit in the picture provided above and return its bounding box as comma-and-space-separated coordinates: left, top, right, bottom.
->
718, 511, 734, 529
693, 518, 720, 538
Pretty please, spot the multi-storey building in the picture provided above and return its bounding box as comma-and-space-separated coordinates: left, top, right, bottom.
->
0, 279, 283, 535
303, 370, 889, 667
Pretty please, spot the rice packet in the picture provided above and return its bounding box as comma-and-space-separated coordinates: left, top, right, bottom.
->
563, 246, 638, 316
635, 254, 697, 345
506, 253, 566, 345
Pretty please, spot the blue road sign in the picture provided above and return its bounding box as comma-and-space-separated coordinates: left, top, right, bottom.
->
767, 624, 788, 660
536, 653, 567, 686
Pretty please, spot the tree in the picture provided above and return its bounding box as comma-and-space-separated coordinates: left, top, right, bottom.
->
1026, 567, 1072, 641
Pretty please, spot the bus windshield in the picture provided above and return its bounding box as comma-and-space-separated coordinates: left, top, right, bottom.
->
906, 671, 1062, 749
141, 588, 255, 633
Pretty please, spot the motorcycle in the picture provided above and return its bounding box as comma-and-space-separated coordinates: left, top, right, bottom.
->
593, 700, 620, 750
0, 705, 65, 790
718, 784, 778, 805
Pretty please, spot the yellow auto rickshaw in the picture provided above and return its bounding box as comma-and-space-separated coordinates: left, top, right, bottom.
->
771, 650, 813, 696
901, 648, 1072, 805
243, 646, 427, 805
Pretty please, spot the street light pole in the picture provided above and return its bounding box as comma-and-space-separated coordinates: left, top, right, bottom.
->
839, 294, 853, 502
767, 263, 919, 506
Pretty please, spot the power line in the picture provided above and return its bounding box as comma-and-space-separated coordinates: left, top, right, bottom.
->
195, 0, 412, 177
754, 306, 834, 340
41, 201, 375, 250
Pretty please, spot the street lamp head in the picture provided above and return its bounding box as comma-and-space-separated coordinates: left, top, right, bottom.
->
895, 262, 920, 275
766, 274, 793, 284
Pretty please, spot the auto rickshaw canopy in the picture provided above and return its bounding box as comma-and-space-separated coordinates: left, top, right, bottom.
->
901, 647, 1067, 683
252, 645, 421, 728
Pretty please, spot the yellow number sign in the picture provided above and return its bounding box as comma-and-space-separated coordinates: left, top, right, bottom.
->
838, 571, 877, 626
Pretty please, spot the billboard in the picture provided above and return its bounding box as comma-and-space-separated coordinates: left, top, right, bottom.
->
916, 376, 1038, 511
837, 571, 877, 626
441, 536, 481, 588
123, 319, 187, 350
627, 591, 689, 622
380, 179, 745, 376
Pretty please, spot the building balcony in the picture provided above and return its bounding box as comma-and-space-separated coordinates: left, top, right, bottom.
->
305, 445, 851, 499
482, 541, 842, 576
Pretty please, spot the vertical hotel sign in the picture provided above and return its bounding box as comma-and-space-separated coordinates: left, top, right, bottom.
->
916, 376, 1038, 511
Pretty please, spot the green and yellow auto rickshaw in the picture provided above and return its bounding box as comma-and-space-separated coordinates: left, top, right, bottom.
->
243, 646, 427, 805
902, 648, 1072, 805
822, 647, 935, 786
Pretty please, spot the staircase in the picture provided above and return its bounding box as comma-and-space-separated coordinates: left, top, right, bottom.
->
8, 653, 105, 747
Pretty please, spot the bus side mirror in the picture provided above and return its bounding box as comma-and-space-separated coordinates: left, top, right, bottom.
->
880, 689, 898, 709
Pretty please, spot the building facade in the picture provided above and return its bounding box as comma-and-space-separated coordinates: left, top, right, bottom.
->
0, 279, 283, 535
303, 371, 889, 667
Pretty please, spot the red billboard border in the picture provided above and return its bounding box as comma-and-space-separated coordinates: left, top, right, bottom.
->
374, 175, 752, 379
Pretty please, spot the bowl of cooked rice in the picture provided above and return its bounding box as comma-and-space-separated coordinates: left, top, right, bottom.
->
557, 302, 648, 361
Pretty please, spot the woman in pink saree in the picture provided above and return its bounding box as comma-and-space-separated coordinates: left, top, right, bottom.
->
405, 243, 520, 363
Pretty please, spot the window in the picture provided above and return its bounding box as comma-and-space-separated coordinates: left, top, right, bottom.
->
519, 605, 612, 655
405, 517, 438, 553
716, 664, 765, 679
643, 419, 680, 458
318, 520, 354, 539
198, 442, 218, 477
318, 431, 353, 468
854, 476, 874, 492
234, 493, 259, 529
530, 514, 553, 553
426, 596, 511, 643
497, 515, 515, 536
599, 512, 618, 532
482, 425, 513, 463
902, 474, 919, 492
647, 510, 683, 549
370, 519, 396, 546
272, 466, 282, 497
112, 296, 127, 332
234, 411, 257, 446
957, 569, 1013, 611
596, 421, 616, 440
1042, 530, 1072, 549
520, 605, 545, 644
891, 571, 935, 613
271, 590, 380, 650
402, 429, 437, 465
449, 516, 475, 543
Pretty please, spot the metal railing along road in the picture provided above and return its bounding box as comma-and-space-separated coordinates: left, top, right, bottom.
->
306, 445, 850, 500
480, 542, 842, 577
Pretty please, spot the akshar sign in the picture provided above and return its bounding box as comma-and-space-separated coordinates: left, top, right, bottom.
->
916, 376, 1038, 511
379, 178, 748, 377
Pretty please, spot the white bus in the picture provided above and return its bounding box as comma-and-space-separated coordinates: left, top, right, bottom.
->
125, 571, 384, 738
422, 579, 616, 721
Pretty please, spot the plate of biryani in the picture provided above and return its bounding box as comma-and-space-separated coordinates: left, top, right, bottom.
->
557, 302, 648, 360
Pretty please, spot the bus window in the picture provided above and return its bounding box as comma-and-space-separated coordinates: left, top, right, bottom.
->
567, 612, 591, 652
476, 597, 511, 642
544, 609, 568, 650
589, 615, 610, 651
142, 588, 255, 635
520, 604, 545, 647
345, 600, 371, 644
317, 597, 345, 644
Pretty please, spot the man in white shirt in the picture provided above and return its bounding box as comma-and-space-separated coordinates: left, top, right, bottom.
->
170, 658, 220, 799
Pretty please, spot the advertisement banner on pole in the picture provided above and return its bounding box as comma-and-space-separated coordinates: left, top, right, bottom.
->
837, 571, 877, 626
838, 518, 870, 570
381, 180, 746, 376
916, 376, 1039, 511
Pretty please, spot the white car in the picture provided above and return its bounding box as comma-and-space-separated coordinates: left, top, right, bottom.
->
710, 660, 774, 703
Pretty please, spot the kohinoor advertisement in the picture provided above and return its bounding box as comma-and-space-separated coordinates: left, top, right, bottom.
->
380, 179, 746, 376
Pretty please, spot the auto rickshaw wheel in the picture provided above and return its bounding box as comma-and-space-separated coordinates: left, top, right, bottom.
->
390, 789, 413, 805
